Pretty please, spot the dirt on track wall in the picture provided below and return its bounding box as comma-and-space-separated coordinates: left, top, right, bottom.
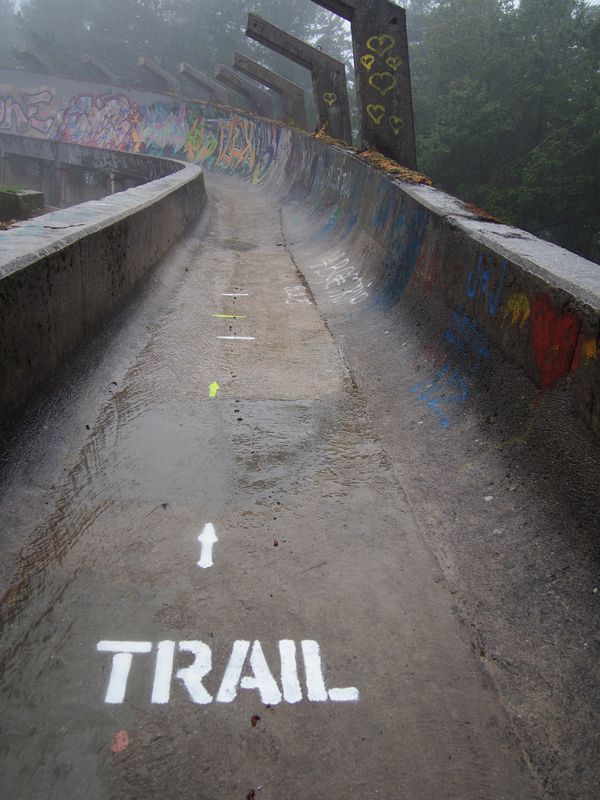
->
1, 67, 599, 439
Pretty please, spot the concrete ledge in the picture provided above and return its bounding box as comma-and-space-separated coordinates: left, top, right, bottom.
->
244, 128, 600, 438
0, 66, 597, 439
0, 138, 206, 427
0, 132, 182, 184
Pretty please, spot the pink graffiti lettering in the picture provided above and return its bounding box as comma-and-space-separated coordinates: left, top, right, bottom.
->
0, 90, 55, 135
56, 94, 142, 152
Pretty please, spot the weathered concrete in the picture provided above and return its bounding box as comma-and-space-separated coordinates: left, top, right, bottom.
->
0, 132, 180, 184
138, 57, 181, 95
179, 63, 228, 105
233, 52, 308, 130
0, 173, 540, 800
1, 72, 600, 800
214, 64, 274, 118
0, 139, 205, 427
1, 67, 598, 436
82, 54, 120, 86
0, 133, 158, 207
313, 0, 417, 168
246, 13, 352, 143
0, 188, 43, 220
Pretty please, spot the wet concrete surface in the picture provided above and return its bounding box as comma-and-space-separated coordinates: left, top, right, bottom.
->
0, 176, 559, 798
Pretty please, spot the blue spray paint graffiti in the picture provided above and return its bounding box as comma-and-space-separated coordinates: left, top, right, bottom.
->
466, 254, 507, 316
375, 205, 428, 310
410, 307, 491, 428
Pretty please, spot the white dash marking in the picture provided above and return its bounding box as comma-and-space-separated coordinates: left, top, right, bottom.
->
217, 336, 255, 341
328, 686, 360, 702
197, 523, 218, 569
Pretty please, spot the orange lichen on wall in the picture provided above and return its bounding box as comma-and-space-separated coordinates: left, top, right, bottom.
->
312, 125, 432, 186
358, 150, 432, 185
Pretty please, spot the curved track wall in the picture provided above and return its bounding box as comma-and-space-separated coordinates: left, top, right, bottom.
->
0, 141, 205, 426
1, 67, 599, 438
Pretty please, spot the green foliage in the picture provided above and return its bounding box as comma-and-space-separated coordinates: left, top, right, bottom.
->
408, 0, 600, 262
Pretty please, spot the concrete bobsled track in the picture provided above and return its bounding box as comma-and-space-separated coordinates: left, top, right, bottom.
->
1, 71, 600, 800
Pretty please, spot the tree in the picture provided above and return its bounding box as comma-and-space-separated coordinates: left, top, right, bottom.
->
407, 0, 600, 262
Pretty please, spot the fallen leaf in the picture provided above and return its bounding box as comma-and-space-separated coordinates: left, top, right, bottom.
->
111, 730, 129, 753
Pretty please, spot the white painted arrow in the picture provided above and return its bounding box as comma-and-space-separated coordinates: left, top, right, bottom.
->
197, 523, 218, 569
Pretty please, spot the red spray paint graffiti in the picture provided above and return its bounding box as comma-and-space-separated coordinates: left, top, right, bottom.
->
531, 294, 581, 389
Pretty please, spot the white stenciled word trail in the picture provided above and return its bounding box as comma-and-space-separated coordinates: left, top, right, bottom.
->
97, 639, 359, 705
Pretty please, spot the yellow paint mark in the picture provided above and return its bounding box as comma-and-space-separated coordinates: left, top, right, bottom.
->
504, 293, 531, 327
462, 410, 537, 471
386, 56, 403, 72
366, 104, 386, 125
360, 54, 376, 71
366, 34, 396, 56
322, 92, 337, 107
583, 338, 598, 364
212, 314, 247, 319
390, 115, 405, 134
368, 72, 397, 97
208, 382, 220, 399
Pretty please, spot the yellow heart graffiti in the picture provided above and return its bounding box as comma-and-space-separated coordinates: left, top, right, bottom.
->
366, 104, 386, 125
369, 72, 397, 97
360, 54, 376, 71
366, 34, 395, 57
322, 92, 337, 107
390, 115, 405, 134
386, 56, 403, 72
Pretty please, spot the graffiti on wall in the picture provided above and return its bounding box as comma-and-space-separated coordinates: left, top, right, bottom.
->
139, 102, 188, 155
466, 253, 507, 317
360, 34, 405, 137
530, 294, 581, 389
0, 81, 284, 185
410, 307, 491, 429
0, 88, 58, 135
306, 248, 370, 307
55, 93, 143, 151
504, 293, 531, 328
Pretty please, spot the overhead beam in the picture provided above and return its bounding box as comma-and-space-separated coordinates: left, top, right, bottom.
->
246, 13, 352, 144
82, 55, 120, 86
311, 0, 417, 168
233, 52, 308, 131
138, 57, 181, 95
179, 63, 228, 105
215, 64, 274, 119
14, 44, 50, 72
